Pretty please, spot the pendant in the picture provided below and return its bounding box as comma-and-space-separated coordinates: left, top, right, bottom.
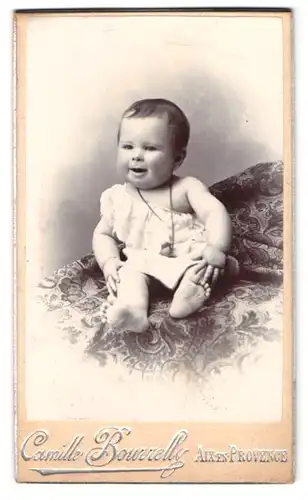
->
160, 241, 175, 257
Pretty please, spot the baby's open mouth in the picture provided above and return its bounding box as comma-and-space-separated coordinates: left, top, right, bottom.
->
130, 167, 147, 173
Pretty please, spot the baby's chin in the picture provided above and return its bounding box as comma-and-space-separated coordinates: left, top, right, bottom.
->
125, 174, 165, 190
125, 172, 176, 190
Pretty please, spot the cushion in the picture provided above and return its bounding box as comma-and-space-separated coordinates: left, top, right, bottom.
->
211, 161, 283, 277
36, 161, 283, 380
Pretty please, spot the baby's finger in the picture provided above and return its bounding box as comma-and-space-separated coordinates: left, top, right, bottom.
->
106, 283, 114, 299
198, 268, 209, 287
107, 293, 116, 305
190, 261, 207, 284
110, 267, 121, 283
114, 273, 121, 283
106, 279, 112, 294
212, 268, 220, 286
115, 261, 123, 277
192, 259, 207, 273
107, 276, 117, 295
203, 265, 214, 284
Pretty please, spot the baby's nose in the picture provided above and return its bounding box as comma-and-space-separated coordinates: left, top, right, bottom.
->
132, 148, 143, 161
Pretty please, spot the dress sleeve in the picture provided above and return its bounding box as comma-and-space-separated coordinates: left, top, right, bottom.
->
99, 186, 115, 229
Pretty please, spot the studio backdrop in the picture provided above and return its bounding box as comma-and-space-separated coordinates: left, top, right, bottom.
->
25, 15, 283, 281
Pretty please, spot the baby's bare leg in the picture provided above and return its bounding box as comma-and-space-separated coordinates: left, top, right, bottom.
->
106, 266, 150, 333
169, 261, 210, 319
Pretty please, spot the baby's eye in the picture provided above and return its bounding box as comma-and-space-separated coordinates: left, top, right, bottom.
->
122, 144, 133, 150
145, 145, 157, 151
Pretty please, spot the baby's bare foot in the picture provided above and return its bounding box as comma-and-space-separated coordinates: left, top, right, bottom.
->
204, 283, 211, 298
169, 267, 211, 319
106, 302, 149, 333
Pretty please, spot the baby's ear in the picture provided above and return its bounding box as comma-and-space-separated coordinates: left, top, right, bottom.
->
174, 148, 186, 169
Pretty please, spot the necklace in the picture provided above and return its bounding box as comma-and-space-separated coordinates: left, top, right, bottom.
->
137, 184, 175, 257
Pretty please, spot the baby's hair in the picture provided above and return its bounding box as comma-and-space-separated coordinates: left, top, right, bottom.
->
118, 98, 190, 157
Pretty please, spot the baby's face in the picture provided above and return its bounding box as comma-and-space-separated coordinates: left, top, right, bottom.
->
117, 115, 176, 190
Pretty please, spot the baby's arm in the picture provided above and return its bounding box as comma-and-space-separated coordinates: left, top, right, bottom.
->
185, 177, 231, 252
92, 217, 122, 296
185, 177, 232, 284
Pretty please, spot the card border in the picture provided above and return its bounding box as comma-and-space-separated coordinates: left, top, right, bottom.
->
14, 8, 294, 484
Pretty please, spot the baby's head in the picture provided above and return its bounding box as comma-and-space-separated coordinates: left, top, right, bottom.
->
117, 98, 190, 189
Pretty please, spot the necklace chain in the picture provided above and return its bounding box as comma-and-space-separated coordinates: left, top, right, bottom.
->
137, 185, 175, 257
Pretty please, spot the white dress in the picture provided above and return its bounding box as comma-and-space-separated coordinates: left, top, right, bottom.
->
100, 184, 209, 289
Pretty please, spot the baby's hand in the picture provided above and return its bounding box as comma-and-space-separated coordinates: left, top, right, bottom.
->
189, 245, 226, 267
202, 246, 226, 287
190, 245, 226, 288
203, 245, 226, 269
103, 257, 123, 297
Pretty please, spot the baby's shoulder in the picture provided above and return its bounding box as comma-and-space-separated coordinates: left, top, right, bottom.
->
176, 175, 208, 193
99, 184, 127, 214
100, 183, 126, 201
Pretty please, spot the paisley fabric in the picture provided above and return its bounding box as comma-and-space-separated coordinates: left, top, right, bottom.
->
210, 161, 283, 277
35, 161, 283, 381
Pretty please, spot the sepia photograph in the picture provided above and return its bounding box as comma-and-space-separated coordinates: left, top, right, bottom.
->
15, 9, 293, 483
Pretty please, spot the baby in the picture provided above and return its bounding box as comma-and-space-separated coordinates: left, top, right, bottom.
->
93, 98, 238, 333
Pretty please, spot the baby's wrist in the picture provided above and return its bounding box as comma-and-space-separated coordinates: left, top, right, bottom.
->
102, 255, 120, 271
204, 245, 226, 268
206, 242, 227, 253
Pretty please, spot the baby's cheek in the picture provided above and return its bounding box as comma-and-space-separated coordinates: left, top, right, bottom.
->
146, 151, 160, 162
118, 152, 127, 162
